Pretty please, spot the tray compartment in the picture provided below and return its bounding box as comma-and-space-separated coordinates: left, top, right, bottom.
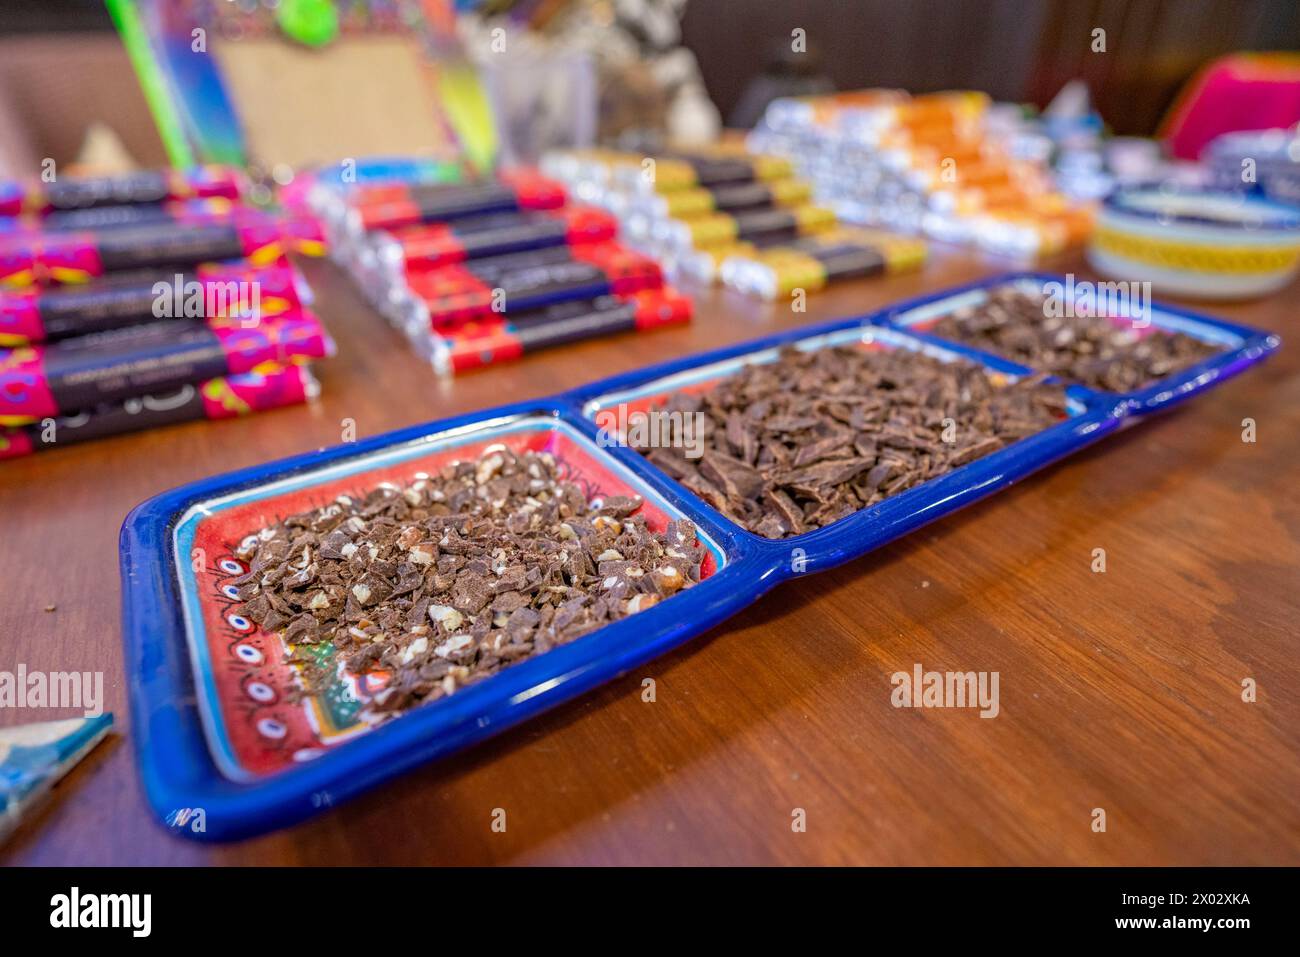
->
880, 272, 1281, 413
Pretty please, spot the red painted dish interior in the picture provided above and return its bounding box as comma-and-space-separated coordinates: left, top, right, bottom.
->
187, 422, 718, 778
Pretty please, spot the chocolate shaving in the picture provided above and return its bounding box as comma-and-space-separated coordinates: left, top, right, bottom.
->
925, 286, 1221, 393
630, 344, 1067, 538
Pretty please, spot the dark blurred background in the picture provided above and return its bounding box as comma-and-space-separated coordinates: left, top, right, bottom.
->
681, 0, 1300, 134
0, 0, 1297, 169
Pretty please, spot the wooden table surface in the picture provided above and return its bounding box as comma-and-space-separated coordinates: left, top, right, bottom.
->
2, 247, 1297, 866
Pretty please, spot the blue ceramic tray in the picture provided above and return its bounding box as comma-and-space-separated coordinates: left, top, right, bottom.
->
119, 272, 1278, 840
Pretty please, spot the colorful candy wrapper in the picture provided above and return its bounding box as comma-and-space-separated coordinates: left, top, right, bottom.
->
24, 166, 242, 214
0, 263, 308, 345
356, 242, 583, 319
614, 152, 795, 194
748, 88, 1094, 259
725, 228, 928, 297
0, 182, 22, 219
342, 169, 567, 236
677, 236, 792, 283
400, 242, 663, 332
371, 206, 618, 276
0, 309, 332, 418
627, 177, 813, 220
0, 363, 318, 459
547, 148, 793, 192
34, 197, 240, 233
0, 214, 325, 287
658, 204, 837, 253
416, 287, 693, 374
283, 156, 464, 218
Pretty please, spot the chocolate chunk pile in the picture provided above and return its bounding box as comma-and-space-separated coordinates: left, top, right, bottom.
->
633, 345, 1067, 539
233, 448, 705, 714
925, 286, 1221, 392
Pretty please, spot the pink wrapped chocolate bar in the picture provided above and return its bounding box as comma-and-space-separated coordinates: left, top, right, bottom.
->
0, 263, 309, 346
0, 309, 333, 419
0, 363, 318, 460
0, 214, 325, 287
25, 166, 244, 214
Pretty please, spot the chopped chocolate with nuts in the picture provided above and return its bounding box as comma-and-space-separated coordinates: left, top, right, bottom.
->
234, 447, 705, 716
630, 344, 1068, 538
924, 286, 1221, 393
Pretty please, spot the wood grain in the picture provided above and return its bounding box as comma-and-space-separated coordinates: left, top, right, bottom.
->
1, 247, 1296, 865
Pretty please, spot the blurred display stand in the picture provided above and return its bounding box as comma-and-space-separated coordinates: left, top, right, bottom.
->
474, 49, 597, 167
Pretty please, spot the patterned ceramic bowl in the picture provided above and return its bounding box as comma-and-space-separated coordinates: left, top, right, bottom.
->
1088, 186, 1300, 299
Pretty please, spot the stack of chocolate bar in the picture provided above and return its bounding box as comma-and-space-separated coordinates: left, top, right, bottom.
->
0, 168, 333, 460
330, 168, 693, 374
540, 146, 926, 297
747, 90, 1095, 258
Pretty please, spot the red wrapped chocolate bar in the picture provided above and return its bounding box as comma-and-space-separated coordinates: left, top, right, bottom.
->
344, 168, 566, 235
371, 206, 618, 276
0, 362, 317, 460
420, 287, 693, 374
402, 241, 663, 331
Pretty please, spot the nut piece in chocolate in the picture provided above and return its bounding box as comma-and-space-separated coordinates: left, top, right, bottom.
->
232, 447, 706, 716
632, 344, 1068, 538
